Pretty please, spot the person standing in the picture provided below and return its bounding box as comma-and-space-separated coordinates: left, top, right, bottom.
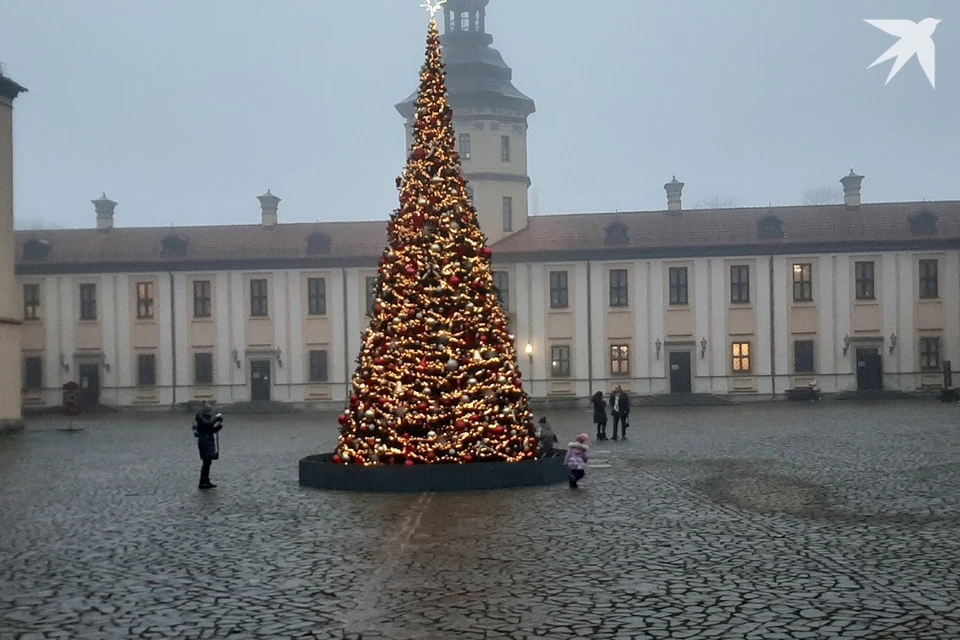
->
563, 434, 590, 489
609, 385, 630, 440
194, 402, 223, 489
591, 391, 608, 441
536, 416, 560, 458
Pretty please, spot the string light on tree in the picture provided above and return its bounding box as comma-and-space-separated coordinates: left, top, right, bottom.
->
333, 13, 536, 467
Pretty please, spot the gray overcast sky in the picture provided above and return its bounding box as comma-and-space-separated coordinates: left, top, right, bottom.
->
2, 1, 959, 230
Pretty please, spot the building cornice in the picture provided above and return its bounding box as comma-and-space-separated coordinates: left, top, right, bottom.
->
0, 74, 27, 101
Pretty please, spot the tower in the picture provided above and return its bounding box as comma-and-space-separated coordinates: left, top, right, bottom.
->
396, 0, 535, 245
0, 67, 27, 432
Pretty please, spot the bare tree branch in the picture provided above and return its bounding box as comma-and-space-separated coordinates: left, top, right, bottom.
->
802, 185, 843, 205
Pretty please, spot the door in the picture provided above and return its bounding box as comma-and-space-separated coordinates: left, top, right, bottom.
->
250, 360, 272, 401
77, 364, 101, 407
669, 351, 692, 394
856, 348, 883, 391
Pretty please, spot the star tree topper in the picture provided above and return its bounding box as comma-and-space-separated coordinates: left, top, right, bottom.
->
421, 0, 446, 19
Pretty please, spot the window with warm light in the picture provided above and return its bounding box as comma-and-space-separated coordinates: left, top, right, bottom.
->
550, 345, 570, 377
732, 342, 751, 373
610, 344, 630, 375
792, 263, 813, 302
136, 282, 154, 319
609, 269, 628, 307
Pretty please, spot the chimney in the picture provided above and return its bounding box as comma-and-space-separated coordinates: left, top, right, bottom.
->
664, 176, 684, 212
257, 189, 280, 228
92, 193, 117, 230
840, 169, 864, 210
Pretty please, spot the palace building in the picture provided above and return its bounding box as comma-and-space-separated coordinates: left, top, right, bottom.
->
12, 0, 960, 410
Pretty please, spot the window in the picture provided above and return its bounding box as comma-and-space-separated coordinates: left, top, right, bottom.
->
919, 259, 939, 299
549, 271, 568, 308
609, 269, 628, 307
792, 263, 813, 302
193, 280, 212, 318
306, 233, 331, 255
604, 223, 629, 246
730, 265, 750, 304
550, 345, 571, 378
668, 267, 688, 305
23, 284, 40, 320
502, 196, 513, 232
309, 350, 329, 382
308, 277, 326, 315
794, 340, 815, 373
610, 344, 630, 375
365, 276, 378, 316
194, 352, 213, 385
459, 133, 471, 160
493, 271, 509, 310
137, 354, 156, 387
250, 279, 268, 317
23, 357, 42, 390
500, 135, 511, 162
136, 282, 154, 319
460, 11, 470, 30
919, 337, 941, 370
79, 283, 97, 320
855, 261, 875, 300
732, 342, 751, 373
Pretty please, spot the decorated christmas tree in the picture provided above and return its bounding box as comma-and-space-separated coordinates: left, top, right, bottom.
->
334, 15, 536, 467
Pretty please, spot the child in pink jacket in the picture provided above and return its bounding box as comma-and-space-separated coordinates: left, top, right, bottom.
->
563, 434, 590, 489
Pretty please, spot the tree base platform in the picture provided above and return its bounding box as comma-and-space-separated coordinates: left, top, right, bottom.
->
299, 453, 569, 493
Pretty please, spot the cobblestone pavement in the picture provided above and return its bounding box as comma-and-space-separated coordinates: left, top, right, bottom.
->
1, 401, 959, 639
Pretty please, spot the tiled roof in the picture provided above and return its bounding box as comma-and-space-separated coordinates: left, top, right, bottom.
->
14, 200, 960, 273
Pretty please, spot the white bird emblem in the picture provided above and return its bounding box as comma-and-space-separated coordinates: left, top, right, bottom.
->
865, 18, 941, 88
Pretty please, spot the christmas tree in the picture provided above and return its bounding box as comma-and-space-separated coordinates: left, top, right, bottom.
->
334, 16, 536, 467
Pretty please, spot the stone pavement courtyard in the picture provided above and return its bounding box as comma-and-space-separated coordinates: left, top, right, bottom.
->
1, 402, 959, 639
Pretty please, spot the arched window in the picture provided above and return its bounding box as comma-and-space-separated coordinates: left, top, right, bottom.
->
460, 11, 470, 31
757, 215, 784, 239
22, 238, 52, 260
306, 232, 332, 255
604, 222, 629, 246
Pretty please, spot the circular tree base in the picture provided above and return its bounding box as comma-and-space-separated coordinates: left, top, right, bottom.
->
299, 453, 569, 493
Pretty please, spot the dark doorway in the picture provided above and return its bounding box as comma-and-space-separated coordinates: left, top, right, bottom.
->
250, 360, 272, 401
77, 364, 100, 407
856, 347, 883, 391
669, 351, 692, 394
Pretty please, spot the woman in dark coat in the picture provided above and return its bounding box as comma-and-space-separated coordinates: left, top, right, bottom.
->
591, 391, 608, 441
194, 402, 223, 489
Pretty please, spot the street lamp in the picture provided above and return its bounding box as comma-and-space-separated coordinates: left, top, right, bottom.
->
524, 342, 533, 358
700, 337, 708, 359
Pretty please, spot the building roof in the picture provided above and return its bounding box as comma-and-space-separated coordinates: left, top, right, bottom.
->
13, 200, 960, 274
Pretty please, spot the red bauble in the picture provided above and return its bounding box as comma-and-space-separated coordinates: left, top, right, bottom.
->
338, 414, 348, 425
483, 248, 493, 258
411, 149, 426, 161
405, 459, 416, 466
494, 425, 506, 434
375, 357, 384, 366
514, 379, 522, 387
480, 335, 489, 343
455, 419, 467, 429
332, 455, 342, 464
463, 454, 473, 463
405, 266, 417, 276
449, 275, 460, 286
360, 424, 370, 432
418, 402, 427, 411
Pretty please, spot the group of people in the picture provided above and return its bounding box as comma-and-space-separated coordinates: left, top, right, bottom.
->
535, 385, 633, 489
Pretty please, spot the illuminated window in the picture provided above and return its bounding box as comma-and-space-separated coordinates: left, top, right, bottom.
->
610, 344, 630, 375
550, 345, 571, 378
136, 282, 154, 319
732, 342, 751, 373
855, 261, 875, 300
730, 265, 750, 304
920, 337, 940, 370
792, 263, 813, 302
